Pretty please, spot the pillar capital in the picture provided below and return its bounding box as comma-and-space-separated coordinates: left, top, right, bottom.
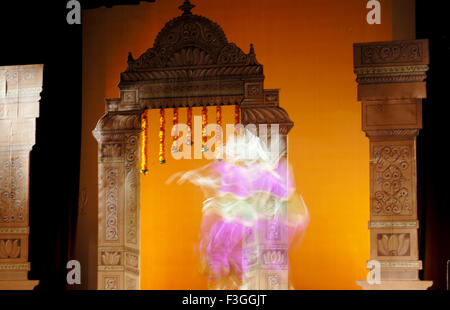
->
93, 110, 143, 141
354, 39, 429, 101
241, 89, 294, 136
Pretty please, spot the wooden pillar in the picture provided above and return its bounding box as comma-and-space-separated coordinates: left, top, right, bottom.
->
93, 94, 142, 290
353, 39, 432, 290
0, 64, 42, 290
241, 85, 294, 290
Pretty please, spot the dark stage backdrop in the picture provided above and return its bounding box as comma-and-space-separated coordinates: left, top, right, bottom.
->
0, 0, 448, 290
416, 0, 450, 291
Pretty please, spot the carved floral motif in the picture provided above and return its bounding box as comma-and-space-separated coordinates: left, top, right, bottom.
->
101, 251, 121, 265
262, 250, 286, 265
0, 69, 36, 82
125, 142, 138, 247
377, 233, 410, 256
0, 239, 21, 259
373, 145, 412, 216
217, 43, 248, 65
122, 10, 262, 88
105, 168, 119, 241
266, 273, 280, 290
167, 47, 214, 67
126, 253, 139, 268
125, 135, 139, 245
102, 144, 122, 158
245, 83, 262, 98
125, 172, 138, 245
360, 42, 424, 65
104, 277, 118, 290
133, 14, 228, 69
0, 157, 25, 223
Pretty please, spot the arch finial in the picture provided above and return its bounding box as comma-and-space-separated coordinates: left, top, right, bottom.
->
179, 0, 195, 16
248, 43, 259, 65
249, 44, 255, 55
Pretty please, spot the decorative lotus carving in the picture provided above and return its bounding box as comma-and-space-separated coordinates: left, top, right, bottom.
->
262, 250, 286, 265
126, 253, 138, 268
377, 233, 410, 256
167, 47, 214, 67
101, 251, 121, 265
0, 239, 21, 259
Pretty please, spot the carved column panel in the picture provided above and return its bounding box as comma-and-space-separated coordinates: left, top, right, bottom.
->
353, 39, 433, 290
0, 64, 42, 290
93, 110, 142, 290
241, 87, 293, 290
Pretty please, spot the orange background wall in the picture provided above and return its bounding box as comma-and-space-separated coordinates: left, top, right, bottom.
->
78, 0, 412, 289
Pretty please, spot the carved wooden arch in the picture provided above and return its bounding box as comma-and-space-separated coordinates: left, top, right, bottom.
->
93, 1, 293, 290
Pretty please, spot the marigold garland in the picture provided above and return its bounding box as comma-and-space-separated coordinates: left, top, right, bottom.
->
216, 105, 222, 147
235, 105, 241, 135
202, 106, 208, 152
159, 108, 166, 164
140, 109, 149, 174
172, 107, 179, 153
186, 106, 193, 145
234, 105, 240, 125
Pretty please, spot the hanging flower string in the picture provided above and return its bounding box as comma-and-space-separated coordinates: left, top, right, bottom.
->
216, 105, 222, 146
235, 105, 241, 135
172, 107, 179, 153
186, 106, 193, 145
202, 106, 208, 152
140, 109, 149, 174
235, 105, 240, 125
159, 108, 166, 164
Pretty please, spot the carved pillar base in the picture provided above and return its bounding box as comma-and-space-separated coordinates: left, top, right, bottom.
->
356, 280, 433, 290
0, 280, 39, 290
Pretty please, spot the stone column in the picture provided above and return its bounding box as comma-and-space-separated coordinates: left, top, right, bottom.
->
93, 101, 142, 289
241, 86, 294, 290
0, 64, 43, 290
353, 40, 433, 290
